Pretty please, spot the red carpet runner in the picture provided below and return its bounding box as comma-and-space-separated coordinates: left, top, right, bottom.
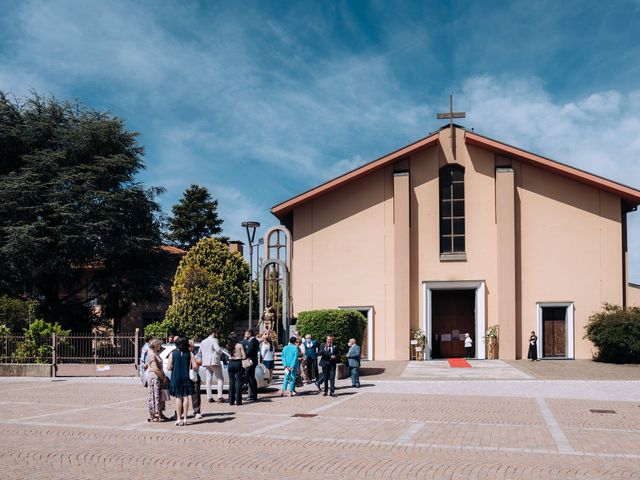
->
448, 358, 472, 368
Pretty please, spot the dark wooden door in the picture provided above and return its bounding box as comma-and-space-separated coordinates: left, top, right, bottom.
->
542, 307, 566, 357
432, 290, 475, 358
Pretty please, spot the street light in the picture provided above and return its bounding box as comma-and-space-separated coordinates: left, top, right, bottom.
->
241, 221, 260, 330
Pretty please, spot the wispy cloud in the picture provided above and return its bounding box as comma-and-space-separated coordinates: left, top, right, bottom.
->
1, 1, 639, 280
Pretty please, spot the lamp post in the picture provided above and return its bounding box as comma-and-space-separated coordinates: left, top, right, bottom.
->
241, 221, 260, 330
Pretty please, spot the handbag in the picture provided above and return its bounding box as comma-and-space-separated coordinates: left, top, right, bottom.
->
189, 369, 198, 382
242, 358, 253, 369
160, 388, 170, 402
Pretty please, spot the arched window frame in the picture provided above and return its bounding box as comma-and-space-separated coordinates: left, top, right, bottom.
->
439, 164, 465, 254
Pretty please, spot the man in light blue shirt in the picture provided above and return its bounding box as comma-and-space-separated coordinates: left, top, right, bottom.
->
280, 336, 299, 397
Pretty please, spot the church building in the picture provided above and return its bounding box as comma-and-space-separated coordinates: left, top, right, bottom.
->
271, 119, 640, 361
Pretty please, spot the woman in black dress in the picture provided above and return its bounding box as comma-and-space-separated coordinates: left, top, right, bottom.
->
167, 337, 198, 425
527, 331, 538, 362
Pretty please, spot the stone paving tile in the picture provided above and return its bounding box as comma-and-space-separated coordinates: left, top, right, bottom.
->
322, 393, 546, 426
2, 424, 640, 479
410, 422, 558, 452
565, 428, 640, 455
0, 381, 144, 406
548, 398, 640, 430
506, 359, 640, 380
277, 416, 408, 442
1, 377, 640, 479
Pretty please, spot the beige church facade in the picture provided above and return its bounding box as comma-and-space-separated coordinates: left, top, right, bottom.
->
272, 125, 640, 361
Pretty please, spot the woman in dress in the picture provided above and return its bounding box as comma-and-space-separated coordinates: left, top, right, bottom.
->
527, 331, 538, 361
226, 333, 246, 406
167, 337, 197, 425
146, 338, 168, 422
260, 334, 275, 381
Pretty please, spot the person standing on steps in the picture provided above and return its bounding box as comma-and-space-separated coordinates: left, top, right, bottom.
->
317, 335, 339, 397
200, 328, 225, 404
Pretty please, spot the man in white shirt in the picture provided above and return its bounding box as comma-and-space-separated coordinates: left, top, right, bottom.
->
200, 328, 225, 403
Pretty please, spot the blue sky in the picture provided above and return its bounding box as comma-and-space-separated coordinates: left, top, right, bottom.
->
1, 0, 640, 280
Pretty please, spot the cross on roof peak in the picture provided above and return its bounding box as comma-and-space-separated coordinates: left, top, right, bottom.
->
436, 95, 466, 159
436, 94, 466, 126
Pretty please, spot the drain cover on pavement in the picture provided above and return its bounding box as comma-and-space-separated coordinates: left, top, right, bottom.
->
589, 409, 616, 414
291, 413, 318, 418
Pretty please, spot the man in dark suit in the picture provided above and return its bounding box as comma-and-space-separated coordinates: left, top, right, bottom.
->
316, 335, 339, 397
243, 329, 260, 401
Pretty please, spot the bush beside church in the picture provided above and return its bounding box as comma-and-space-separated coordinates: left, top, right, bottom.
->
296, 309, 366, 354
584, 304, 640, 363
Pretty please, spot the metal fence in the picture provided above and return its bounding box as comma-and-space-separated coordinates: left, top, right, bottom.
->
0, 335, 52, 363
0, 332, 142, 376
56, 333, 139, 364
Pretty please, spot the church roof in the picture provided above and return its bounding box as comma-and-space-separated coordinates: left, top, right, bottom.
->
271, 126, 640, 218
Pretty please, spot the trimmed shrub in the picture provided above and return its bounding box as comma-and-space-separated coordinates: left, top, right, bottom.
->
296, 309, 366, 353
584, 303, 640, 363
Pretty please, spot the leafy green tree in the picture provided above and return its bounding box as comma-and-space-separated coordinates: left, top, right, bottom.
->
0, 92, 165, 329
0, 295, 37, 333
168, 184, 223, 249
164, 238, 249, 339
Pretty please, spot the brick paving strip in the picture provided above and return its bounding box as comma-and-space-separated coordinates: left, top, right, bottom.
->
535, 397, 575, 454
0, 368, 639, 479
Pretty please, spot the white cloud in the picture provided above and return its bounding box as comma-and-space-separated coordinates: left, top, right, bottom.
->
458, 75, 640, 281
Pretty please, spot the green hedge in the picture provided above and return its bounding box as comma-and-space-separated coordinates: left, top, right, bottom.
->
143, 318, 173, 340
296, 309, 366, 354
584, 304, 640, 363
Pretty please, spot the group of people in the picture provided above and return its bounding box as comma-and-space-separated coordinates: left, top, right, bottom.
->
280, 332, 361, 397
143, 336, 198, 426
141, 328, 363, 426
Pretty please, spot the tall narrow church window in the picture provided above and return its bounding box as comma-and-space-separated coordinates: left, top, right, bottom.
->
439, 165, 465, 254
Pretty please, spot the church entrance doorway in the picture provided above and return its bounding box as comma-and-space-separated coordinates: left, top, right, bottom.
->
536, 303, 574, 359
423, 281, 486, 360
431, 290, 475, 358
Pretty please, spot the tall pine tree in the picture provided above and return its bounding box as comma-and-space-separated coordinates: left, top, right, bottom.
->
168, 184, 223, 249
0, 91, 166, 329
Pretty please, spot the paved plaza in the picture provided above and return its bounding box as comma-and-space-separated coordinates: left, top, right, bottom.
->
1, 361, 639, 479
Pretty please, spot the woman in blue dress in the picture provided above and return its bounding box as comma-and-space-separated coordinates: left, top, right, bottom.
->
167, 337, 198, 425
